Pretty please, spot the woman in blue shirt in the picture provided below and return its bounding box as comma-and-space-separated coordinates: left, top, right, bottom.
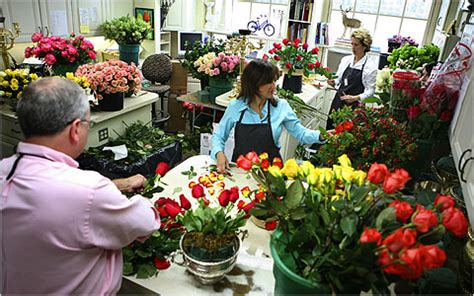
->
211, 59, 328, 173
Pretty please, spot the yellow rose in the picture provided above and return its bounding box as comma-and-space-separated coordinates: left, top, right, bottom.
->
338, 154, 352, 167
0, 71, 7, 78
23, 79, 29, 84
5, 69, 13, 76
83, 82, 90, 88
268, 165, 282, 178
307, 168, 319, 186
10, 78, 18, 85
30, 73, 39, 80
5, 92, 12, 97
353, 170, 367, 187
66, 72, 75, 79
2, 80, 9, 87
319, 168, 333, 184
298, 161, 314, 178
281, 159, 299, 179
10, 84, 19, 91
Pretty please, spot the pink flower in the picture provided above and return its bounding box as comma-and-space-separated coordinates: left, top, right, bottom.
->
44, 53, 57, 65
213, 68, 220, 75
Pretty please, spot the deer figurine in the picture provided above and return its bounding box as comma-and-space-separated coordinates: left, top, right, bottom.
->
340, 5, 361, 38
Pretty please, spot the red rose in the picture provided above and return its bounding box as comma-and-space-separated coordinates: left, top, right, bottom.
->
398, 248, 424, 280
274, 55, 280, 61
157, 207, 168, 217
302, 43, 308, 49
282, 38, 289, 45
261, 159, 270, 170
292, 38, 300, 47
242, 201, 255, 213
218, 189, 230, 207
273, 42, 282, 49
315, 61, 321, 68
202, 196, 210, 206
153, 258, 171, 270
179, 194, 191, 210
237, 200, 245, 209
155, 197, 167, 207
307, 63, 315, 69
236, 155, 252, 171
311, 47, 319, 54
406, 105, 421, 120
439, 110, 453, 121
378, 249, 401, 275
155, 162, 170, 176
229, 186, 239, 203
245, 151, 260, 164
164, 203, 181, 218
191, 184, 205, 198
335, 123, 345, 134
367, 162, 389, 184
442, 207, 468, 237
359, 227, 382, 245
389, 200, 414, 223
268, 48, 275, 54
285, 62, 293, 69
383, 228, 417, 253
296, 55, 302, 61
412, 207, 438, 233
434, 194, 455, 212
382, 169, 411, 194
262, 54, 269, 60
420, 244, 446, 269
265, 220, 278, 231
273, 157, 283, 168
343, 121, 354, 131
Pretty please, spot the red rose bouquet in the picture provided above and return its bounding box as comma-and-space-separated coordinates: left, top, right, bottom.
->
315, 106, 417, 170
24, 32, 96, 67
405, 42, 472, 140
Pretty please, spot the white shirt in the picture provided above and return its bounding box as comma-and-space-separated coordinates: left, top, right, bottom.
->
334, 54, 377, 101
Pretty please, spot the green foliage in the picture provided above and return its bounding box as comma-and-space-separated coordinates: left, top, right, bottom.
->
99, 16, 151, 45
180, 37, 226, 80
388, 44, 440, 70
276, 87, 325, 119
83, 121, 180, 164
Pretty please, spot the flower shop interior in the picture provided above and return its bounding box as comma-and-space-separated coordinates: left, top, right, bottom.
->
1, 0, 474, 294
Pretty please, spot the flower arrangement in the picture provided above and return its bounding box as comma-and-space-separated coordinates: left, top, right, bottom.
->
265, 38, 330, 77
181, 37, 226, 80
237, 152, 467, 294
315, 106, 417, 170
65, 72, 90, 90
99, 16, 151, 45
237, 152, 413, 294
360, 192, 468, 292
389, 70, 423, 122
24, 32, 96, 67
75, 60, 142, 99
388, 44, 439, 70
0, 68, 40, 101
194, 52, 240, 81
123, 162, 186, 278
388, 35, 418, 47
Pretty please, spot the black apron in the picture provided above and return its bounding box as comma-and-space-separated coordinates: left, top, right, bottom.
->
231, 102, 281, 162
326, 56, 367, 129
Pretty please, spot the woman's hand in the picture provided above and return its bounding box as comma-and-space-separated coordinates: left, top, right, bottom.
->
341, 95, 359, 104
327, 79, 335, 87
216, 151, 230, 174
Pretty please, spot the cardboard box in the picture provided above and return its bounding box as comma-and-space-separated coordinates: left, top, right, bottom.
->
169, 60, 188, 95
167, 93, 187, 132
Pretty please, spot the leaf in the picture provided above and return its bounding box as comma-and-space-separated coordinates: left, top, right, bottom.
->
136, 249, 152, 258
265, 172, 286, 197
123, 262, 135, 276
290, 207, 306, 220
173, 187, 182, 194
376, 207, 396, 229
362, 96, 383, 104
340, 214, 358, 236
136, 263, 157, 279
284, 180, 304, 209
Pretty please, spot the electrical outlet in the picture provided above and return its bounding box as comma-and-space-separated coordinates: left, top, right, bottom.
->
98, 128, 108, 141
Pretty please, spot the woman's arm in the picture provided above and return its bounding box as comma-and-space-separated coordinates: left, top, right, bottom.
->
280, 100, 325, 145
210, 100, 240, 160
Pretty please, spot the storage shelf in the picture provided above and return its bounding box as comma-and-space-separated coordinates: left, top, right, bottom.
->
288, 19, 311, 24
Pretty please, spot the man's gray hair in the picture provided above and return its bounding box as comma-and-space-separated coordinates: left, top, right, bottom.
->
17, 77, 89, 138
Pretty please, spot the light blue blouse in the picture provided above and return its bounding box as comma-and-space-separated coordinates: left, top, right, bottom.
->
210, 97, 324, 159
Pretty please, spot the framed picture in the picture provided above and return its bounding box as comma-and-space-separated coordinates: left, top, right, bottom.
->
135, 8, 154, 40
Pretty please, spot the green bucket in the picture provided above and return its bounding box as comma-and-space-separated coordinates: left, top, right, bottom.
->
270, 229, 330, 295
208, 77, 233, 104
119, 44, 140, 65
51, 63, 79, 76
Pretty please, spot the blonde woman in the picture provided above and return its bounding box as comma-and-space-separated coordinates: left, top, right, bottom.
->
326, 28, 377, 129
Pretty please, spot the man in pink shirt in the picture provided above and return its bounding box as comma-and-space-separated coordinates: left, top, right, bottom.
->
0, 77, 160, 294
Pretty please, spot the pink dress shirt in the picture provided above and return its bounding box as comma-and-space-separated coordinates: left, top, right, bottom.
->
1, 142, 160, 295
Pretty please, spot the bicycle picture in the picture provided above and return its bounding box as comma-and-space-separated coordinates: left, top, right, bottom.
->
247, 15, 275, 37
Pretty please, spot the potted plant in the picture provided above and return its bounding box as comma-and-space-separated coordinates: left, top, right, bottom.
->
75, 60, 142, 111
181, 36, 226, 90
24, 32, 96, 76
387, 35, 418, 53
194, 52, 240, 103
266, 38, 332, 93
314, 105, 417, 171
173, 183, 249, 284
99, 16, 151, 65
0, 68, 40, 111
388, 44, 439, 70
236, 152, 414, 294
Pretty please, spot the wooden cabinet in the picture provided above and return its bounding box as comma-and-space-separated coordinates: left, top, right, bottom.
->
162, 0, 197, 31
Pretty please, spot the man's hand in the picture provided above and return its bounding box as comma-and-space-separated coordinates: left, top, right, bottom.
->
326, 129, 335, 137
341, 95, 359, 104
216, 151, 230, 174
113, 174, 146, 193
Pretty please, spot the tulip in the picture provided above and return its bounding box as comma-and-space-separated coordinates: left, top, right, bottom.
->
218, 190, 230, 207
164, 203, 181, 218
281, 159, 299, 179
191, 184, 205, 199
236, 155, 252, 171
155, 162, 170, 176
229, 186, 239, 203
179, 194, 191, 210
337, 154, 352, 167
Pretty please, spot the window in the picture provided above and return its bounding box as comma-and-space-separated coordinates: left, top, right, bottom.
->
328, 0, 434, 52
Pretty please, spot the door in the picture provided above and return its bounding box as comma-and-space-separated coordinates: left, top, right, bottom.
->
1, 0, 42, 42
39, 0, 74, 37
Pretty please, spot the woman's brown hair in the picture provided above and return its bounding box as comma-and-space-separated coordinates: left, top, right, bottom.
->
239, 59, 280, 106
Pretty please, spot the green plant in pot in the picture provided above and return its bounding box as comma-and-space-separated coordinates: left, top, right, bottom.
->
174, 184, 249, 284
99, 16, 151, 65
236, 151, 413, 294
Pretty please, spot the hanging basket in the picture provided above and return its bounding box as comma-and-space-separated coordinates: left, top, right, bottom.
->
98, 92, 125, 111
